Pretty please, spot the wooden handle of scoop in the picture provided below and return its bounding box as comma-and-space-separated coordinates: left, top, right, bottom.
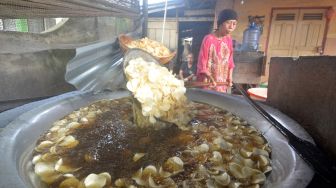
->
185, 81, 228, 88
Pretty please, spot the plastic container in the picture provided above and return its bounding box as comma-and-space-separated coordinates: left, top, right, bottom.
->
247, 87, 267, 101
242, 22, 261, 51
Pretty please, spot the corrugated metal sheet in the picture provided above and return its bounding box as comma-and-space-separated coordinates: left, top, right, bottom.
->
0, 0, 140, 18
65, 31, 141, 93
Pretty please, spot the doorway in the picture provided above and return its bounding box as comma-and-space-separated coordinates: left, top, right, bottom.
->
175, 21, 213, 73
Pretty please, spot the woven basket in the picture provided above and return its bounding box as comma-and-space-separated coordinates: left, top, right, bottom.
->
118, 34, 176, 64
118, 34, 133, 53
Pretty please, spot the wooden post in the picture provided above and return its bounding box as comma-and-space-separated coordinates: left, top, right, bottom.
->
142, 0, 148, 37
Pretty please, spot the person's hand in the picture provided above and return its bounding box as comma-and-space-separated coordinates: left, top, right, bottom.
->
207, 74, 216, 87
210, 81, 217, 88
204, 72, 216, 87
185, 74, 194, 82
227, 78, 233, 87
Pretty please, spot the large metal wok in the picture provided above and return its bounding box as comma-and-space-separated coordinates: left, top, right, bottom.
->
0, 48, 314, 188
0, 88, 314, 188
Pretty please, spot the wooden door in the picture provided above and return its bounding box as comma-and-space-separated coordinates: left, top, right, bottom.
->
268, 9, 299, 58
292, 9, 326, 56
264, 8, 327, 81
268, 8, 326, 58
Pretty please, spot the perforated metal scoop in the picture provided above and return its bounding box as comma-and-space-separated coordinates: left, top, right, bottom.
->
123, 48, 172, 127
123, 48, 163, 73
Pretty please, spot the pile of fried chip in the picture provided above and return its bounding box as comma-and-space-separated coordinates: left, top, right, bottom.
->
126, 37, 171, 57
125, 57, 190, 128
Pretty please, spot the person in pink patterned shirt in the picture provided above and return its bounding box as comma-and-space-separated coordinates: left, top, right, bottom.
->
196, 9, 238, 92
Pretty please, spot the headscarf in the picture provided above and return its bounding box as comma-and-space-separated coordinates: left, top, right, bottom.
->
217, 9, 238, 27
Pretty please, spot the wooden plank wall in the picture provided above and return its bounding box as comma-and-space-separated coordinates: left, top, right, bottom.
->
147, 18, 178, 51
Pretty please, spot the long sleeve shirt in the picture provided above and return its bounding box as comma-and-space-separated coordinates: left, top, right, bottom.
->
196, 33, 235, 92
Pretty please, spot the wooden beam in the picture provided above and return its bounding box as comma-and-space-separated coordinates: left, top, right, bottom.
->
148, 16, 214, 22
184, 9, 214, 16
178, 16, 214, 22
